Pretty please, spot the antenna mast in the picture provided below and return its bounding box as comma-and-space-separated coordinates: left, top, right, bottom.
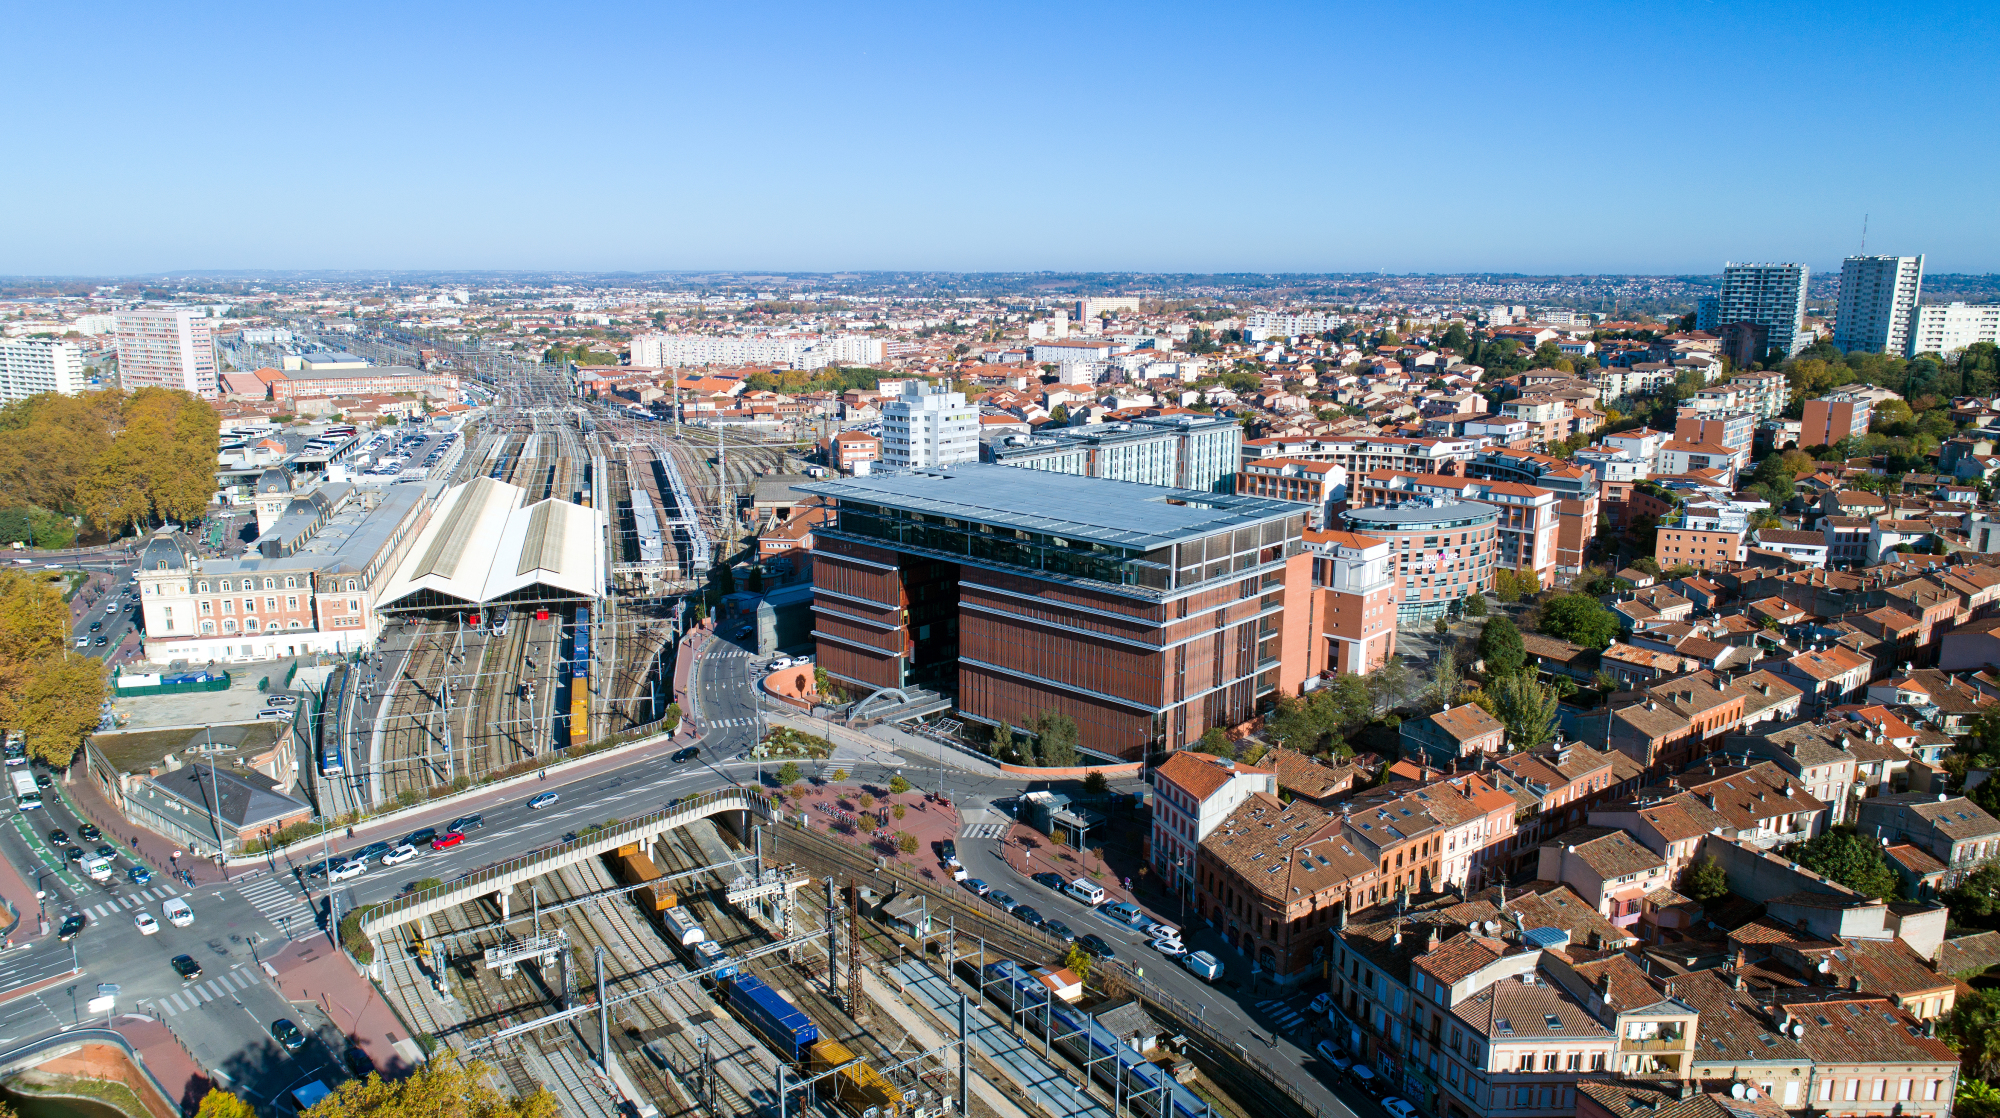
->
1861, 214, 1869, 254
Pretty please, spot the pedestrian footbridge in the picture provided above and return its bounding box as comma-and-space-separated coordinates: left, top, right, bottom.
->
356, 786, 776, 955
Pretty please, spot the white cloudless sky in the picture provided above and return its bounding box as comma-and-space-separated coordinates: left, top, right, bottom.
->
5, 0, 1998, 276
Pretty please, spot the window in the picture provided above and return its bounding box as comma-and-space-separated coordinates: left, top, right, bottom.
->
1927, 1081, 1941, 1101
1541, 1054, 1557, 1071
1517, 1054, 1532, 1071
1566, 1053, 1580, 1071
284, 576, 296, 589
1845, 1080, 1859, 1102
263, 578, 274, 590
164, 607, 173, 626
1899, 1080, 1913, 1101
1590, 1053, 1605, 1071
286, 597, 298, 610
1872, 1080, 1887, 1101
198, 581, 209, 592
200, 601, 212, 614
222, 600, 233, 614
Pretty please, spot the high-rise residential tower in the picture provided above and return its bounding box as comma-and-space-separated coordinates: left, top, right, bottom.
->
1834, 254, 1924, 355
879, 382, 977, 469
0, 338, 85, 400
113, 307, 218, 395
1717, 262, 1810, 359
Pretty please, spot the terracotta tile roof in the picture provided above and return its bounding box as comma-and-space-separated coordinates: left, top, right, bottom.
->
1770, 994, 1957, 1066
1936, 930, 2000, 978
1635, 802, 1707, 842
1578, 1083, 1779, 1118
1155, 751, 1239, 801
1429, 703, 1503, 744
1674, 969, 1811, 1067
1544, 825, 1668, 879
1451, 971, 1611, 1041
1884, 842, 1947, 875
1413, 931, 1508, 985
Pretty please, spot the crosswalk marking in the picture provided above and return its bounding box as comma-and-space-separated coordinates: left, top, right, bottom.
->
705, 717, 753, 728
960, 823, 1005, 839
235, 874, 317, 935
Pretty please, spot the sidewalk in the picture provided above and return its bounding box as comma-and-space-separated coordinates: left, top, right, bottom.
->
766, 709, 1006, 781
114, 1015, 210, 1116
995, 821, 1141, 910
65, 774, 229, 886
267, 937, 420, 1077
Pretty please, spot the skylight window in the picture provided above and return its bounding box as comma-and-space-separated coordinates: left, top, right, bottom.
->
1816, 1016, 1831, 1027
1544, 1015, 1562, 1030
1496, 1018, 1513, 1035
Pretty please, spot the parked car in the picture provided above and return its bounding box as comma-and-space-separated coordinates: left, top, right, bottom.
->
403, 827, 438, 848
1042, 920, 1074, 941
344, 1046, 376, 1078
1182, 950, 1222, 981
1348, 1065, 1379, 1095
1030, 872, 1064, 889
267, 694, 297, 708
939, 839, 957, 866
1013, 906, 1043, 928
171, 954, 202, 982
447, 813, 483, 833
256, 708, 292, 720
134, 912, 159, 936
430, 832, 464, 851
57, 913, 85, 941
1076, 934, 1116, 961
986, 890, 1016, 912
1315, 1041, 1351, 1073
528, 792, 559, 810
962, 878, 989, 897
381, 845, 418, 866
1381, 1097, 1418, 1118
1152, 939, 1188, 960
271, 1019, 308, 1051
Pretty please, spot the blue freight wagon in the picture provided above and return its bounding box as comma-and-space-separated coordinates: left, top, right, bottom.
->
573, 605, 591, 680
724, 975, 817, 1062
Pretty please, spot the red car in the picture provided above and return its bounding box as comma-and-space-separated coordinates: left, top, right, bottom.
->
430, 831, 465, 851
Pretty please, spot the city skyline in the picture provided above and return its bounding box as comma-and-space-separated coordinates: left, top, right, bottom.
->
7, 0, 1998, 275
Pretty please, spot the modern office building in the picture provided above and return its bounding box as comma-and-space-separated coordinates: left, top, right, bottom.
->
800, 464, 1312, 761
987, 412, 1242, 493
1802, 391, 1876, 448
1350, 471, 1559, 585
113, 307, 218, 395
1834, 254, 1924, 355
0, 337, 84, 400
1909, 303, 2000, 357
880, 383, 978, 469
1338, 497, 1499, 623
1464, 448, 1599, 573
1717, 262, 1810, 359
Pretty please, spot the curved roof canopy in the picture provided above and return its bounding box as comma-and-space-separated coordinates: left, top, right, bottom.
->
376, 476, 604, 610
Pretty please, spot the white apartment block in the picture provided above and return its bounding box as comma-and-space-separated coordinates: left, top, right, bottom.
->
1909, 303, 2000, 357
880, 383, 977, 469
0, 338, 85, 400
1077, 297, 1142, 320
629, 332, 812, 368
1244, 311, 1344, 338
1835, 255, 1924, 355
1718, 262, 1810, 357
797, 334, 886, 370
113, 307, 218, 395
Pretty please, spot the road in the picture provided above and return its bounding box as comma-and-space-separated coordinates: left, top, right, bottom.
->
0, 628, 1373, 1118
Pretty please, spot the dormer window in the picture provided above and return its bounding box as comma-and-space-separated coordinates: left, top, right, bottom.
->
198, 582, 209, 593
219, 580, 230, 592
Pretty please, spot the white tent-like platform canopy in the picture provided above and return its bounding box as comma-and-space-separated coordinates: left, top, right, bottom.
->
376, 476, 606, 614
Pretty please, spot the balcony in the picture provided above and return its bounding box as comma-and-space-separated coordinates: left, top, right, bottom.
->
1621, 1036, 1688, 1052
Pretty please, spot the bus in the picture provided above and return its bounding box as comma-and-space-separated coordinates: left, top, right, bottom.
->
11, 770, 41, 810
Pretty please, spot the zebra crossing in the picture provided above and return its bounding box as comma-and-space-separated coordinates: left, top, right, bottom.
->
706, 717, 755, 728
235, 873, 319, 933
960, 823, 1006, 839
78, 886, 182, 919
151, 964, 261, 1017
1255, 998, 1309, 1033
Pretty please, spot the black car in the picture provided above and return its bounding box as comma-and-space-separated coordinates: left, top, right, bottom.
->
344, 1045, 376, 1078
1013, 906, 1043, 928
88, 621, 101, 632
33, 773, 50, 788
672, 746, 700, 764
1043, 920, 1075, 941
1031, 871, 1064, 889
1076, 934, 1116, 961
404, 827, 438, 848
78, 824, 100, 841
271, 1019, 307, 1051
62, 845, 84, 862
447, 813, 483, 833
939, 839, 956, 863
46, 829, 68, 846
94, 844, 116, 860
170, 954, 202, 982
57, 913, 85, 941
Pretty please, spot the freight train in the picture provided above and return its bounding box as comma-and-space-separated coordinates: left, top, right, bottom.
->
980, 961, 1208, 1118
723, 975, 818, 1062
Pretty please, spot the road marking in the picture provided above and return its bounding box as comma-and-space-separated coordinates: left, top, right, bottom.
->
960, 823, 1005, 839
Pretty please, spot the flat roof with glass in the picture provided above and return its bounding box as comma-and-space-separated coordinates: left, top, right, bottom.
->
1341, 498, 1498, 532
799, 464, 1305, 596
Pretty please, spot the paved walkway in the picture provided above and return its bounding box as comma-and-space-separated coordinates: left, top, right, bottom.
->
65, 775, 229, 887
267, 937, 420, 1077
115, 1014, 211, 1116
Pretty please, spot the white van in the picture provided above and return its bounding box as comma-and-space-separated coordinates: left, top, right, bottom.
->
1063, 878, 1106, 906
163, 897, 194, 928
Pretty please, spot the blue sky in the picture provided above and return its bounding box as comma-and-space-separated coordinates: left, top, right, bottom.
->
7, 0, 1998, 276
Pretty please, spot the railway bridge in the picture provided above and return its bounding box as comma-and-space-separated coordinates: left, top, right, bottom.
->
356, 785, 781, 968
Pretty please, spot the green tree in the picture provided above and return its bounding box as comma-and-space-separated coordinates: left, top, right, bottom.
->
1433, 616, 1449, 635
897, 833, 918, 855
1793, 830, 1899, 898
16, 651, 105, 768
1477, 616, 1526, 676
777, 760, 802, 785
1472, 671, 1559, 751
1081, 770, 1108, 794
1538, 593, 1620, 649
303, 1053, 557, 1118
830, 768, 848, 783
1680, 856, 1730, 904
198, 1089, 258, 1118
1194, 727, 1234, 757
887, 774, 910, 795
1050, 404, 1070, 425
1464, 592, 1487, 617
662, 702, 682, 732
1939, 988, 2000, 1085
1440, 323, 1470, 352
1943, 861, 2000, 924
1064, 943, 1094, 983
1428, 647, 1460, 710
1031, 709, 1082, 767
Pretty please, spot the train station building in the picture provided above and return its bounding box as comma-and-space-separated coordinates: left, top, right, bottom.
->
799, 464, 1315, 762
374, 474, 607, 615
